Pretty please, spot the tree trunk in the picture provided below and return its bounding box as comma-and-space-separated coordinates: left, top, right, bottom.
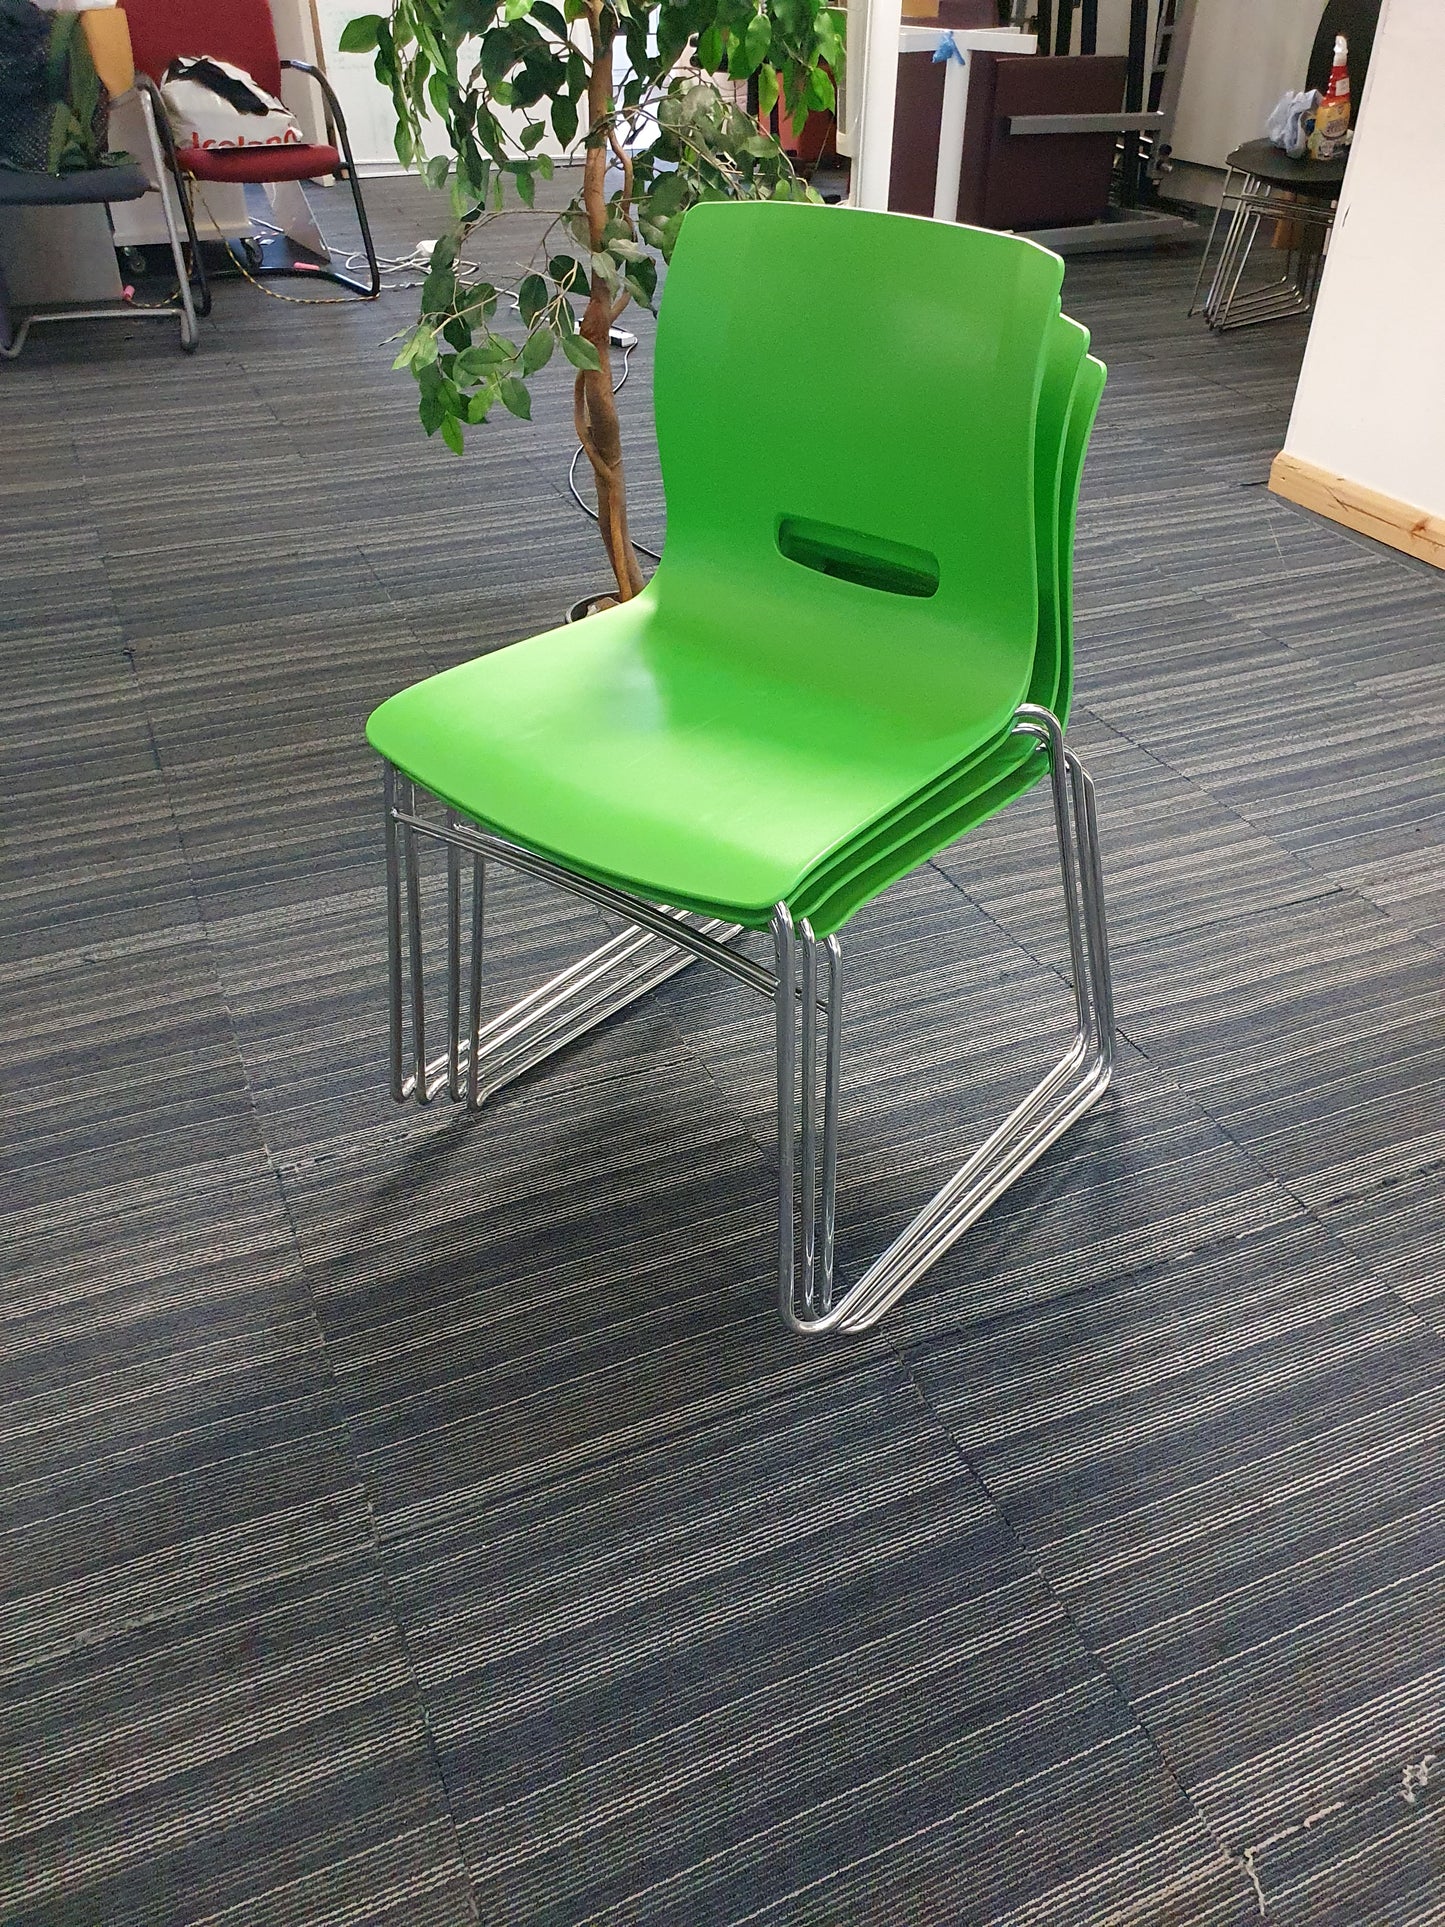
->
578, 4, 644, 602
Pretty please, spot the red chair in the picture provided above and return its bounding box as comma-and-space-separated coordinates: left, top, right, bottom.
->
118, 0, 380, 312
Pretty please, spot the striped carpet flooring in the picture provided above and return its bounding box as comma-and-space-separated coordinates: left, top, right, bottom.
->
2, 174, 1442, 1926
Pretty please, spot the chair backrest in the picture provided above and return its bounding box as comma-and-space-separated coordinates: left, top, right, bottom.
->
1049, 351, 1105, 720
118, 0, 283, 96
651, 201, 1064, 738
1032, 313, 1090, 710
796, 340, 1107, 935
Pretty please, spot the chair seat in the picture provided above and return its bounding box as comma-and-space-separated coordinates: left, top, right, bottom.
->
1225, 138, 1347, 195
367, 584, 1025, 924
177, 142, 342, 183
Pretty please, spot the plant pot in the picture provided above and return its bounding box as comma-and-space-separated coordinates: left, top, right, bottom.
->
566, 592, 619, 623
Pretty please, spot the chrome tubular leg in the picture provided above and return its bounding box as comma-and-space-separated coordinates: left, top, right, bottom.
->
1200, 192, 1247, 324
383, 764, 405, 1102
1214, 207, 1263, 331
446, 814, 463, 1101
774, 905, 799, 1326
466, 855, 485, 1110
384, 784, 745, 1109
401, 777, 429, 1104
799, 922, 821, 1313
1068, 750, 1116, 1058
819, 936, 844, 1315
770, 703, 1114, 1338
136, 79, 200, 350
381, 723, 1112, 1339
1188, 168, 1233, 316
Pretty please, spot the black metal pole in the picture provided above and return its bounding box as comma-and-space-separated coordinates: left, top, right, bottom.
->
1034, 1, 1054, 59
1079, 0, 1098, 56
1054, 0, 1076, 56
1119, 0, 1148, 204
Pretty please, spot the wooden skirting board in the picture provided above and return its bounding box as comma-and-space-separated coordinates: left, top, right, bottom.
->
1269, 452, 1445, 573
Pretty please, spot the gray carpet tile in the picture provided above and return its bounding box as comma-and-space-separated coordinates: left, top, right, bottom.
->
1321, 1161, 1445, 1335
3, 172, 1442, 1924
277, 1091, 1257, 1926
3, 923, 260, 1211
928, 706, 1342, 961
1, 1157, 477, 1927
102, 524, 395, 643
1, 646, 197, 957
901, 1213, 1443, 1790
1105, 891, 1443, 1211
1199, 549, 1445, 677
1263, 1762, 1445, 1927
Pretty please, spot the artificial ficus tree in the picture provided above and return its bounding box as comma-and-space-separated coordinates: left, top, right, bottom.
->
342, 0, 842, 600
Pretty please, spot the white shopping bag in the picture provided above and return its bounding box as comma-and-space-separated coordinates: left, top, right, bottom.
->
161, 55, 304, 155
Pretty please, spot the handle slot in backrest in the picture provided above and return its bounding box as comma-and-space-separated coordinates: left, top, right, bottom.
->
777, 516, 940, 599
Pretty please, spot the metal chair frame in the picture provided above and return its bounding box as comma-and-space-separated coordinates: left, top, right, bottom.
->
174, 61, 381, 315
1189, 163, 1337, 333
0, 76, 198, 359
380, 704, 1114, 1336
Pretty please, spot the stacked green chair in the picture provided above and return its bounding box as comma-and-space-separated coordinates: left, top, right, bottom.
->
367, 200, 1114, 1336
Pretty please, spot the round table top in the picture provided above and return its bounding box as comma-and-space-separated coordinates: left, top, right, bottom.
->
1226, 137, 1348, 194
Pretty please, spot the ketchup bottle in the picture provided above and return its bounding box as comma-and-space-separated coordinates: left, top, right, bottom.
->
1308, 35, 1352, 161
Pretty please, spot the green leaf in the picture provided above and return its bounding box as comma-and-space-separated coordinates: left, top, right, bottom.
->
624, 254, 658, 305
561, 332, 601, 372
522, 328, 555, 373
498, 376, 532, 419
512, 163, 535, 206
419, 385, 447, 432
517, 272, 548, 324
440, 413, 466, 455
550, 93, 578, 147
454, 340, 510, 378
519, 119, 545, 150
393, 326, 437, 370
807, 66, 836, 113
743, 10, 771, 68
423, 153, 450, 189
548, 253, 584, 290
696, 23, 723, 70
337, 13, 383, 53
467, 389, 495, 422
589, 250, 621, 291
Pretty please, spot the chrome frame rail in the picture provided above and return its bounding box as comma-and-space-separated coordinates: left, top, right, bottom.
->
382, 773, 748, 1109
379, 701, 1114, 1335
772, 707, 1113, 1334
1189, 166, 1336, 335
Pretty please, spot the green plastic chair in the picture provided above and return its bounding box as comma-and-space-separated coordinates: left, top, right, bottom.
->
791, 318, 1099, 932
796, 344, 1107, 935
368, 201, 1114, 1335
